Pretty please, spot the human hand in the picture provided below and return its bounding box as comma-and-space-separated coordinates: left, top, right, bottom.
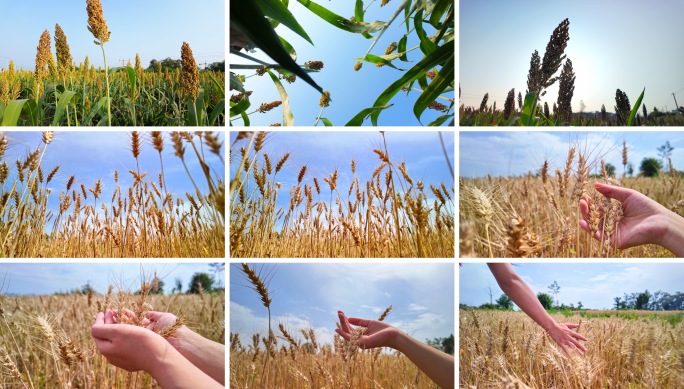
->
579, 183, 669, 249
91, 309, 170, 372
144, 311, 179, 333
335, 311, 398, 349
545, 322, 588, 356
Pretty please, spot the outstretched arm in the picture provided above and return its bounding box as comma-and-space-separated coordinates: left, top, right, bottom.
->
335, 311, 454, 389
487, 263, 587, 355
579, 182, 684, 257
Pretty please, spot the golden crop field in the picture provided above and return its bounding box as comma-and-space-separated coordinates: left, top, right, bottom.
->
459, 142, 684, 258
230, 131, 455, 258
0, 290, 225, 388
459, 310, 684, 388
229, 338, 437, 388
0, 131, 224, 258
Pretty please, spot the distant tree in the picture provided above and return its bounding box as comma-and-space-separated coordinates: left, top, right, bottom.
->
548, 281, 561, 308
209, 263, 225, 289
147, 57, 182, 71
478, 303, 498, 310
604, 163, 616, 177
537, 292, 553, 309
614, 296, 624, 310
207, 60, 225, 72
173, 278, 183, 294
442, 334, 454, 355
639, 157, 662, 177
635, 290, 651, 310
614, 89, 631, 125
627, 162, 634, 177
496, 294, 513, 310
188, 272, 214, 294
657, 141, 674, 171
600, 104, 607, 124
503, 88, 515, 120
577, 301, 583, 310
81, 281, 95, 295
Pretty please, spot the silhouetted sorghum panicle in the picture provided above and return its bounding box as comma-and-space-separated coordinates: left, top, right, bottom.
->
479, 93, 489, 112
503, 88, 515, 119
540, 19, 570, 90
556, 58, 575, 123
614, 89, 631, 125
526, 50, 541, 94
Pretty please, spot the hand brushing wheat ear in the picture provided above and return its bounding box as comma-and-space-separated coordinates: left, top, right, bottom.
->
579, 183, 684, 256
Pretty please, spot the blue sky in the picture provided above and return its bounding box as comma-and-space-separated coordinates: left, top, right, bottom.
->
2, 131, 224, 232
229, 1, 454, 126
0, 263, 222, 295
460, 0, 684, 113
0, 0, 224, 70
460, 263, 684, 310
460, 131, 684, 178
230, 263, 454, 348
229, 131, 455, 218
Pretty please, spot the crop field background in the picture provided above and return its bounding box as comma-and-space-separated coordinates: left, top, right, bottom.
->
0, 131, 224, 258
0, 279, 225, 388
230, 131, 455, 258
459, 310, 684, 388
0, 0, 225, 126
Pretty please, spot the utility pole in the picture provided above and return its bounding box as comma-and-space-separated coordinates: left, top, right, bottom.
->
673, 93, 682, 115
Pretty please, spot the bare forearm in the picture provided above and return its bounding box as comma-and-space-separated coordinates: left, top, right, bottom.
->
662, 211, 684, 257
488, 263, 556, 332
149, 344, 223, 389
392, 331, 454, 389
172, 327, 225, 385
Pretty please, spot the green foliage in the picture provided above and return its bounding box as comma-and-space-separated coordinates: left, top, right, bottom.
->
640, 157, 662, 177
537, 292, 553, 309
188, 272, 214, 294
496, 294, 513, 310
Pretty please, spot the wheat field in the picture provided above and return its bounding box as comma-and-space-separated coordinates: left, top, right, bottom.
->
0, 287, 225, 388
230, 131, 455, 258
0, 131, 224, 258
459, 310, 684, 388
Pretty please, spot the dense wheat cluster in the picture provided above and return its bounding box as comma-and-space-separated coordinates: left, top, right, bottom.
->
0, 286, 224, 388
230, 132, 455, 258
460, 142, 684, 258
459, 310, 684, 388
0, 131, 224, 258
229, 333, 436, 388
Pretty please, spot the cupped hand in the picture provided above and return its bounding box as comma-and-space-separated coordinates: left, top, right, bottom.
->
91, 309, 169, 372
335, 311, 397, 349
546, 322, 588, 356
579, 183, 668, 249
144, 311, 179, 333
